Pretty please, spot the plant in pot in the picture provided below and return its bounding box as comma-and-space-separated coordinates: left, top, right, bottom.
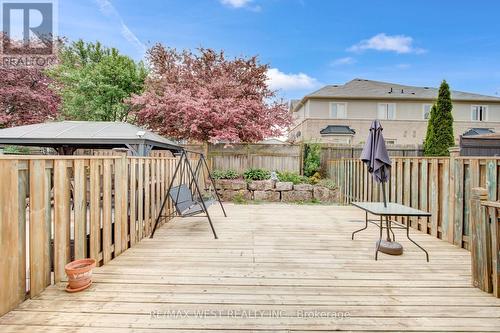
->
64, 258, 96, 293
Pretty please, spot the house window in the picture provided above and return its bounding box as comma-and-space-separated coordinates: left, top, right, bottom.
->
423, 104, 432, 120
471, 105, 488, 121
330, 103, 347, 119
378, 103, 396, 120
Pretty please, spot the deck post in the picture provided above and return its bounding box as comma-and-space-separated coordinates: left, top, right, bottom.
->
448, 147, 459, 243
486, 204, 500, 298
470, 187, 491, 293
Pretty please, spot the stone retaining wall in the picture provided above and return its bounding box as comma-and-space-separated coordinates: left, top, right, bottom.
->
214, 179, 338, 203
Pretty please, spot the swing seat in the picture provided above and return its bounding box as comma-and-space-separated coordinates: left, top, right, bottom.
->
170, 184, 216, 217
150, 149, 226, 240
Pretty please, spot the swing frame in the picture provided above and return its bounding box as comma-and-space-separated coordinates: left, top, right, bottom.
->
150, 149, 227, 239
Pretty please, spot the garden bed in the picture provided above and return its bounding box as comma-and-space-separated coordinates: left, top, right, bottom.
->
213, 179, 338, 203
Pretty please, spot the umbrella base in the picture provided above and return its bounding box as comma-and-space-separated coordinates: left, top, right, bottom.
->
376, 239, 403, 255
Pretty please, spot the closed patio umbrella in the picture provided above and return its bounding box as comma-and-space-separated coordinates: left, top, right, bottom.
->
360, 119, 391, 206
360, 120, 402, 255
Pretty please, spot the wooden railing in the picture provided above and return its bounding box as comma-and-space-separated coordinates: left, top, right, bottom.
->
0, 155, 196, 316
470, 188, 500, 297
327, 156, 500, 250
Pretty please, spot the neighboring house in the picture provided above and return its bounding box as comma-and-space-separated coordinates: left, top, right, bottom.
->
289, 78, 500, 145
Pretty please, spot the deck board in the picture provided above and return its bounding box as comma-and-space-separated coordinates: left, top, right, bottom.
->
1, 204, 500, 332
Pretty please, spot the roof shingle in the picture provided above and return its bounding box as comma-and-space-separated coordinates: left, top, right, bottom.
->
307, 78, 500, 102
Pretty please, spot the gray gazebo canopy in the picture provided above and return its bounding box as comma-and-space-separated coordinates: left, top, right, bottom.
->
0, 121, 182, 156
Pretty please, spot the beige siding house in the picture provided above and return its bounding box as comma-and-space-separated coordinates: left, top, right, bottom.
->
289, 78, 500, 145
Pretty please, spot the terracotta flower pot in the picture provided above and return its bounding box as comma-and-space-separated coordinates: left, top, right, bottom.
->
64, 258, 96, 293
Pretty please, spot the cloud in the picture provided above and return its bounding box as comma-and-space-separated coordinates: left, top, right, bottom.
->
331, 57, 356, 66
219, 0, 261, 11
348, 33, 425, 54
396, 63, 411, 69
266, 68, 319, 91
220, 0, 252, 8
120, 24, 147, 56
94, 0, 146, 55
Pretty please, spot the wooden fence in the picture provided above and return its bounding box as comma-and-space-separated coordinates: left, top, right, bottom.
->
77, 144, 424, 176
205, 143, 302, 173
327, 156, 500, 250
480, 201, 500, 298
0, 155, 200, 316
321, 144, 423, 160
470, 188, 500, 297
207, 143, 421, 175
76, 149, 174, 157
76, 143, 425, 176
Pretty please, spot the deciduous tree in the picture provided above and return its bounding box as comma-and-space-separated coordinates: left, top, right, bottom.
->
0, 67, 60, 128
130, 44, 291, 143
48, 40, 147, 122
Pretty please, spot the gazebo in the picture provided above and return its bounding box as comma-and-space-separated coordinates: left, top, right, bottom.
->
0, 121, 182, 156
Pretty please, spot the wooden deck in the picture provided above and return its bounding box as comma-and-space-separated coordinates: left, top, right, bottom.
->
1, 203, 500, 332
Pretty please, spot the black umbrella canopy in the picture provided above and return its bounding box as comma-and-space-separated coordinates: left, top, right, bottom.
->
360, 120, 392, 183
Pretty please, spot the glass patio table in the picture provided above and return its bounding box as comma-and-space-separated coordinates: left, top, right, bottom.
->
351, 202, 431, 262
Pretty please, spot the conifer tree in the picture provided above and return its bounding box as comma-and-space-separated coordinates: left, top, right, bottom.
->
423, 80, 455, 156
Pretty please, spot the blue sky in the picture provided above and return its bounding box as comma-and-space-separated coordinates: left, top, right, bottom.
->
59, 0, 500, 100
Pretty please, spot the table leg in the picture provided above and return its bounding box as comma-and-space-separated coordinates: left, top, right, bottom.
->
352, 211, 369, 240
375, 215, 383, 260
388, 217, 395, 241
406, 223, 430, 262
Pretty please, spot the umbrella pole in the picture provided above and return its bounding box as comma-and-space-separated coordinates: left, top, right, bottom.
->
380, 167, 391, 241
381, 181, 387, 208
381, 181, 391, 241
381, 168, 387, 207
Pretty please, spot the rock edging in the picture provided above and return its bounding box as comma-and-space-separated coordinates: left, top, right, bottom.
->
213, 180, 338, 203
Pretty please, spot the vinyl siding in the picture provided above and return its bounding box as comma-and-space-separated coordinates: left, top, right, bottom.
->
303, 98, 500, 121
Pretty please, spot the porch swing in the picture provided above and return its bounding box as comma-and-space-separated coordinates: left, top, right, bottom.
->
150, 149, 227, 239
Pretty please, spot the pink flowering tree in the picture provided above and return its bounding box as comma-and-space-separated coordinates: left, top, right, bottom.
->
0, 34, 60, 127
130, 44, 291, 143
0, 66, 60, 127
